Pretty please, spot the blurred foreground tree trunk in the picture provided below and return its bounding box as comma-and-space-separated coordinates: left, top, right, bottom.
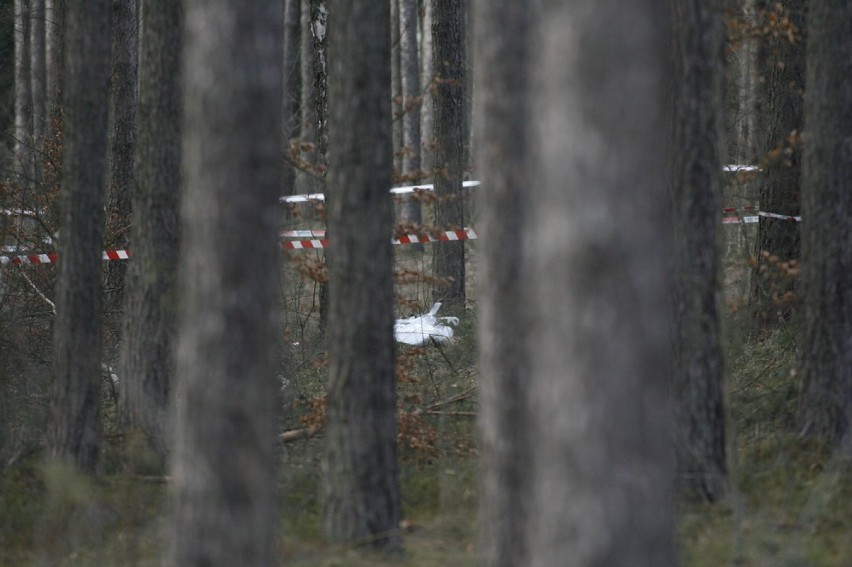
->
323, 0, 401, 551
431, 0, 466, 308
172, 1, 283, 564
473, 1, 533, 564
523, 1, 676, 564
30, 0, 46, 168
118, 0, 181, 463
750, 0, 806, 322
797, 0, 852, 449
48, 0, 112, 473
670, 0, 728, 502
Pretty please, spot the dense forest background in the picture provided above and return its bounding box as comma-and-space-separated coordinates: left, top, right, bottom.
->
1, 0, 851, 565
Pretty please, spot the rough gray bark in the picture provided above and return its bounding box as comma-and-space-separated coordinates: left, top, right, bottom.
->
118, 0, 180, 464
106, 0, 137, 242
670, 0, 728, 502
419, 0, 434, 176
14, 0, 34, 195
751, 0, 806, 322
473, 1, 532, 564
45, 0, 63, 120
398, 0, 423, 229
323, 0, 401, 550
281, 0, 300, 195
797, 0, 852, 449
48, 0, 111, 474
431, 0, 465, 308
295, 0, 321, 194
172, 1, 283, 565
391, 0, 402, 174
524, 1, 676, 565
30, 0, 46, 158
104, 0, 138, 357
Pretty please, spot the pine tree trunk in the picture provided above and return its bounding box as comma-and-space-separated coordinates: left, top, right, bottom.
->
431, 0, 466, 308
398, 0, 423, 235
281, 0, 300, 195
45, 0, 63, 120
670, 0, 728, 502
118, 0, 181, 463
14, 0, 34, 200
323, 0, 401, 551
751, 0, 806, 323
172, 2, 283, 564
474, 1, 533, 564
49, 0, 112, 474
797, 0, 852, 449
104, 0, 138, 360
524, 1, 676, 564
30, 0, 46, 163
419, 0, 434, 176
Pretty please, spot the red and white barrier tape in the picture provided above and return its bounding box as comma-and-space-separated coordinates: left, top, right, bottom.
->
0, 249, 130, 266
282, 228, 479, 250
1, 229, 480, 263
280, 180, 481, 204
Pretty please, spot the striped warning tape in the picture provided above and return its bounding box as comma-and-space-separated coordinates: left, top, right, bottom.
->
0, 230, 479, 263
0, 249, 130, 266
280, 180, 481, 204
281, 228, 479, 250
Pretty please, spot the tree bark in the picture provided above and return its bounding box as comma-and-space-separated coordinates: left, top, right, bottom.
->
670, 0, 728, 502
172, 1, 283, 565
524, 1, 676, 564
281, 0, 300, 195
398, 0, 423, 233
431, 0, 466, 308
419, 0, 434, 176
104, 0, 138, 357
118, 0, 181, 464
751, 0, 806, 322
323, 0, 401, 551
14, 0, 34, 198
295, 0, 321, 195
30, 0, 46, 161
48, 0, 112, 474
797, 0, 852, 449
45, 0, 63, 121
391, 0, 402, 174
473, 1, 533, 564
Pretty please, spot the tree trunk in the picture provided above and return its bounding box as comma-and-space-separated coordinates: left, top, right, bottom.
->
430, 0, 466, 308
104, 0, 138, 358
398, 0, 423, 234
797, 0, 852, 449
670, 0, 728, 502
172, 1, 283, 564
323, 0, 401, 550
419, 0, 434, 176
391, 0, 402, 174
14, 0, 34, 199
30, 0, 46, 162
524, 1, 676, 564
751, 0, 806, 323
48, 0, 111, 474
473, 1, 533, 564
281, 0, 300, 195
295, 0, 321, 195
118, 0, 181, 464
45, 0, 63, 120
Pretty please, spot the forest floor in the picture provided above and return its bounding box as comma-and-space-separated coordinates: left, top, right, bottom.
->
2, 234, 852, 565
